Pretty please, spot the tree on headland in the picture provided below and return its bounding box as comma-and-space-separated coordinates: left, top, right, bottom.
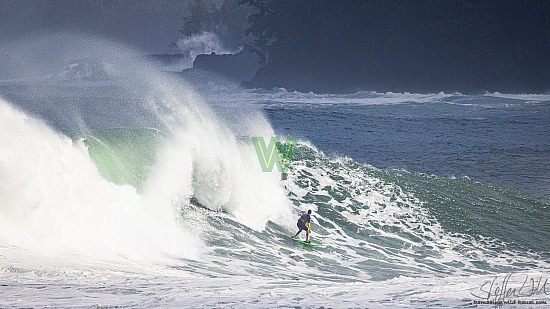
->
238, 0, 278, 64
179, 0, 219, 37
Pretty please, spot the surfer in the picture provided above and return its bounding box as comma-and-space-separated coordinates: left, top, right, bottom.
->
292, 209, 312, 242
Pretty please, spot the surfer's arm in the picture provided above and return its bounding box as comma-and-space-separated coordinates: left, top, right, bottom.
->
307, 222, 311, 231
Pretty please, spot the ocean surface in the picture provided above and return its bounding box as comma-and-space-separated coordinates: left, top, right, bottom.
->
1, 35, 549, 308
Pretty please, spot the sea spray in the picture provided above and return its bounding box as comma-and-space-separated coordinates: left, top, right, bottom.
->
0, 33, 296, 263
130, 65, 295, 231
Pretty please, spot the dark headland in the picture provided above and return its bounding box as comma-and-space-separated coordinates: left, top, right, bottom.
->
238, 0, 550, 94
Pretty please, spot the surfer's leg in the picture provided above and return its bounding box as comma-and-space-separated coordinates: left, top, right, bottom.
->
293, 222, 305, 238
305, 229, 310, 242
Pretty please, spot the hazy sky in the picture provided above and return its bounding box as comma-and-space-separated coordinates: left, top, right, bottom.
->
0, 0, 200, 54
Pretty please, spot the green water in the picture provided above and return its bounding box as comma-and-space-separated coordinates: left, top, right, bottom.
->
81, 128, 164, 190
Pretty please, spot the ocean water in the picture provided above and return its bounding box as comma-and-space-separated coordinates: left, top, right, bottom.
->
1, 35, 549, 308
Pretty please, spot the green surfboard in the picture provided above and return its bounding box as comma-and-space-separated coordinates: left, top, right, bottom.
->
294, 239, 326, 248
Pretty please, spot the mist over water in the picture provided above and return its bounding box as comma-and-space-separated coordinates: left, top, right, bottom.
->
175, 31, 242, 69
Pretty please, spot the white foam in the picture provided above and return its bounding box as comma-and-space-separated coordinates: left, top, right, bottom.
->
281, 143, 550, 276
0, 98, 201, 262
485, 92, 550, 102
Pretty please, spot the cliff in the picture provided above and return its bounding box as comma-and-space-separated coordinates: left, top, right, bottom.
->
192, 51, 261, 82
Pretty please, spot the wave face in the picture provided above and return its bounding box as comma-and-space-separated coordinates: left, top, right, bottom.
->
76, 134, 550, 280
1, 34, 549, 307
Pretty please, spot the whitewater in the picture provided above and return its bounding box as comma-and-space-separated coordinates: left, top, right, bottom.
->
1, 34, 549, 308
